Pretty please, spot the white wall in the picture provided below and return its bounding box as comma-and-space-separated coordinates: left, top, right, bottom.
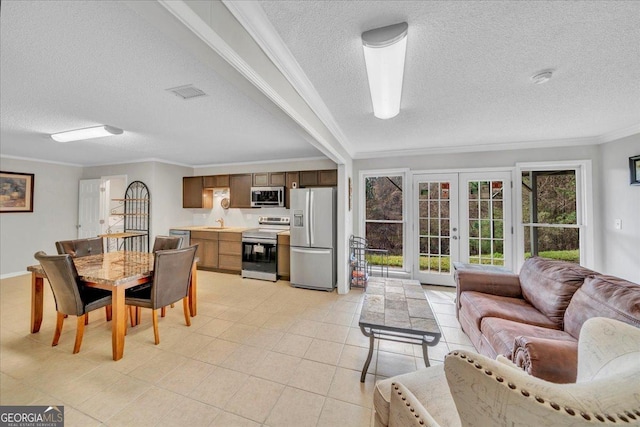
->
0, 157, 82, 276
599, 134, 640, 282
81, 161, 193, 240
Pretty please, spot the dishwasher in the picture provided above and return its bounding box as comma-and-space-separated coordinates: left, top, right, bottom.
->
169, 229, 191, 248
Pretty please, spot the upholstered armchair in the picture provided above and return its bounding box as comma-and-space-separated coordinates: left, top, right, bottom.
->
374, 317, 640, 427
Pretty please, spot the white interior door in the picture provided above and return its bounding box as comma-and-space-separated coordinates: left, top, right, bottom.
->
77, 179, 102, 239
413, 171, 513, 286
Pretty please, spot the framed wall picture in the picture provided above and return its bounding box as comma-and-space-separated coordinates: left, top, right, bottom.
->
0, 171, 35, 212
630, 155, 640, 186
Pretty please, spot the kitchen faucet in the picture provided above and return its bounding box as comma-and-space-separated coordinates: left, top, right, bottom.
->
216, 218, 224, 228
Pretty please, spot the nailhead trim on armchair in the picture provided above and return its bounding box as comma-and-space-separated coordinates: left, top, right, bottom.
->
450, 350, 640, 423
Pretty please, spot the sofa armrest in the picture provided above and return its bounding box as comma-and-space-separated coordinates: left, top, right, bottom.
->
512, 336, 578, 383
454, 268, 522, 317
389, 382, 441, 427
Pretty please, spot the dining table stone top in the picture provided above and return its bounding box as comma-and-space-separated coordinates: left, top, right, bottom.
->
359, 277, 440, 336
28, 251, 154, 286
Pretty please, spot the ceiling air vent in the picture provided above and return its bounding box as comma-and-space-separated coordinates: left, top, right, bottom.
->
166, 84, 207, 100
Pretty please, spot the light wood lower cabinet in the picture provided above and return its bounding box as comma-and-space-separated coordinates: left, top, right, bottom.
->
218, 233, 242, 272
191, 231, 242, 273
278, 234, 290, 279
191, 231, 218, 268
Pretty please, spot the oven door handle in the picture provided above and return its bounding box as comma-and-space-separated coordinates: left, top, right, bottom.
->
242, 238, 277, 245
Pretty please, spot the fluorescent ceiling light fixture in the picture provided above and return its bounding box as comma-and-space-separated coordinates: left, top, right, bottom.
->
50, 125, 123, 142
362, 22, 408, 119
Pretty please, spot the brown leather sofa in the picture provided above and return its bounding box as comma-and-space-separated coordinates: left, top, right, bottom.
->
454, 257, 640, 383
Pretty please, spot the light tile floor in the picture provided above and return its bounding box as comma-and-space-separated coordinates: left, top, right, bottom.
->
0, 271, 475, 426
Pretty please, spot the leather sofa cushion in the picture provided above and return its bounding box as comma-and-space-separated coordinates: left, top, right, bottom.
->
564, 275, 640, 338
374, 365, 460, 427
481, 317, 575, 359
460, 291, 557, 330
518, 257, 596, 329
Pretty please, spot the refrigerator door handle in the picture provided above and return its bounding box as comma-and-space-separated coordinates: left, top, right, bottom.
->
309, 190, 315, 246
305, 190, 310, 246
291, 247, 331, 255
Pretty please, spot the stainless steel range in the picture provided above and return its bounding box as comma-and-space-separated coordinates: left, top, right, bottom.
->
241, 216, 290, 282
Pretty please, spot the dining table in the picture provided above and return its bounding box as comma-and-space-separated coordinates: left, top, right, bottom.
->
27, 250, 198, 361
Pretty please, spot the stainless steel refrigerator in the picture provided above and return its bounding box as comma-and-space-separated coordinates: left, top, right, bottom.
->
290, 187, 336, 290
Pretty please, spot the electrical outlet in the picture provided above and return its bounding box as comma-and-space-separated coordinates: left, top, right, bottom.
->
614, 219, 622, 230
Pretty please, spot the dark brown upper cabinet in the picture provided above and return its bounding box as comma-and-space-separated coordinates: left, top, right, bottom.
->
183, 177, 213, 209
229, 174, 253, 208
203, 175, 230, 188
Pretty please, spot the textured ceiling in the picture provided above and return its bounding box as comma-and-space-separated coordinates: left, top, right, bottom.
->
258, 0, 640, 157
0, 0, 324, 166
1, 1, 639, 167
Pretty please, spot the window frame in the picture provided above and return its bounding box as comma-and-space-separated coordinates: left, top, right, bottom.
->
359, 169, 409, 273
514, 160, 594, 270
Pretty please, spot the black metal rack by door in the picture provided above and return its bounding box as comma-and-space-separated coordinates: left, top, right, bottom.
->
123, 181, 150, 252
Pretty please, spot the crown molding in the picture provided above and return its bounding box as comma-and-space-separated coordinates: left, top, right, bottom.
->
222, 0, 354, 158
0, 154, 83, 167
193, 156, 331, 169
597, 123, 640, 144
353, 136, 601, 160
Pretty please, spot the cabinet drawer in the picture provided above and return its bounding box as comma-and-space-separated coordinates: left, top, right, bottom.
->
218, 232, 241, 242
191, 231, 218, 240
219, 240, 241, 255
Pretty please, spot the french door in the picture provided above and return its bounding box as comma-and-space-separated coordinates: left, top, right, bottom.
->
413, 171, 513, 286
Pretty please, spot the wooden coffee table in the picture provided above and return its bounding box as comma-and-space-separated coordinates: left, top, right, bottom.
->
358, 277, 441, 382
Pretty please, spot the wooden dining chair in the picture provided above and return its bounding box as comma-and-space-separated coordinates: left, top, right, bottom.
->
55, 237, 110, 324
34, 251, 113, 353
125, 245, 197, 344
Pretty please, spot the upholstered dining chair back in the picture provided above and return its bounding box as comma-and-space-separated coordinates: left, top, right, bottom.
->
34, 251, 112, 354
152, 235, 182, 253
55, 237, 104, 258
151, 245, 197, 309
34, 251, 85, 315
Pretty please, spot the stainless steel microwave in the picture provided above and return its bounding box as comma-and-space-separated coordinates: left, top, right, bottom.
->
250, 186, 285, 208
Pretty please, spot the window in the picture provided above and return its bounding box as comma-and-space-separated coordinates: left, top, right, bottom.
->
363, 174, 405, 271
517, 162, 591, 266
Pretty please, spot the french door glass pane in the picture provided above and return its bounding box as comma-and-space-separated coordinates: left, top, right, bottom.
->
466, 180, 506, 266
419, 180, 452, 274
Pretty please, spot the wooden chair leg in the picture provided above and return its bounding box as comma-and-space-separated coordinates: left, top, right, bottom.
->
73, 315, 86, 354
52, 312, 65, 346
183, 297, 191, 327
129, 306, 136, 327
136, 307, 141, 325
105, 305, 112, 321
152, 309, 160, 345
84, 312, 89, 325
161, 307, 166, 317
